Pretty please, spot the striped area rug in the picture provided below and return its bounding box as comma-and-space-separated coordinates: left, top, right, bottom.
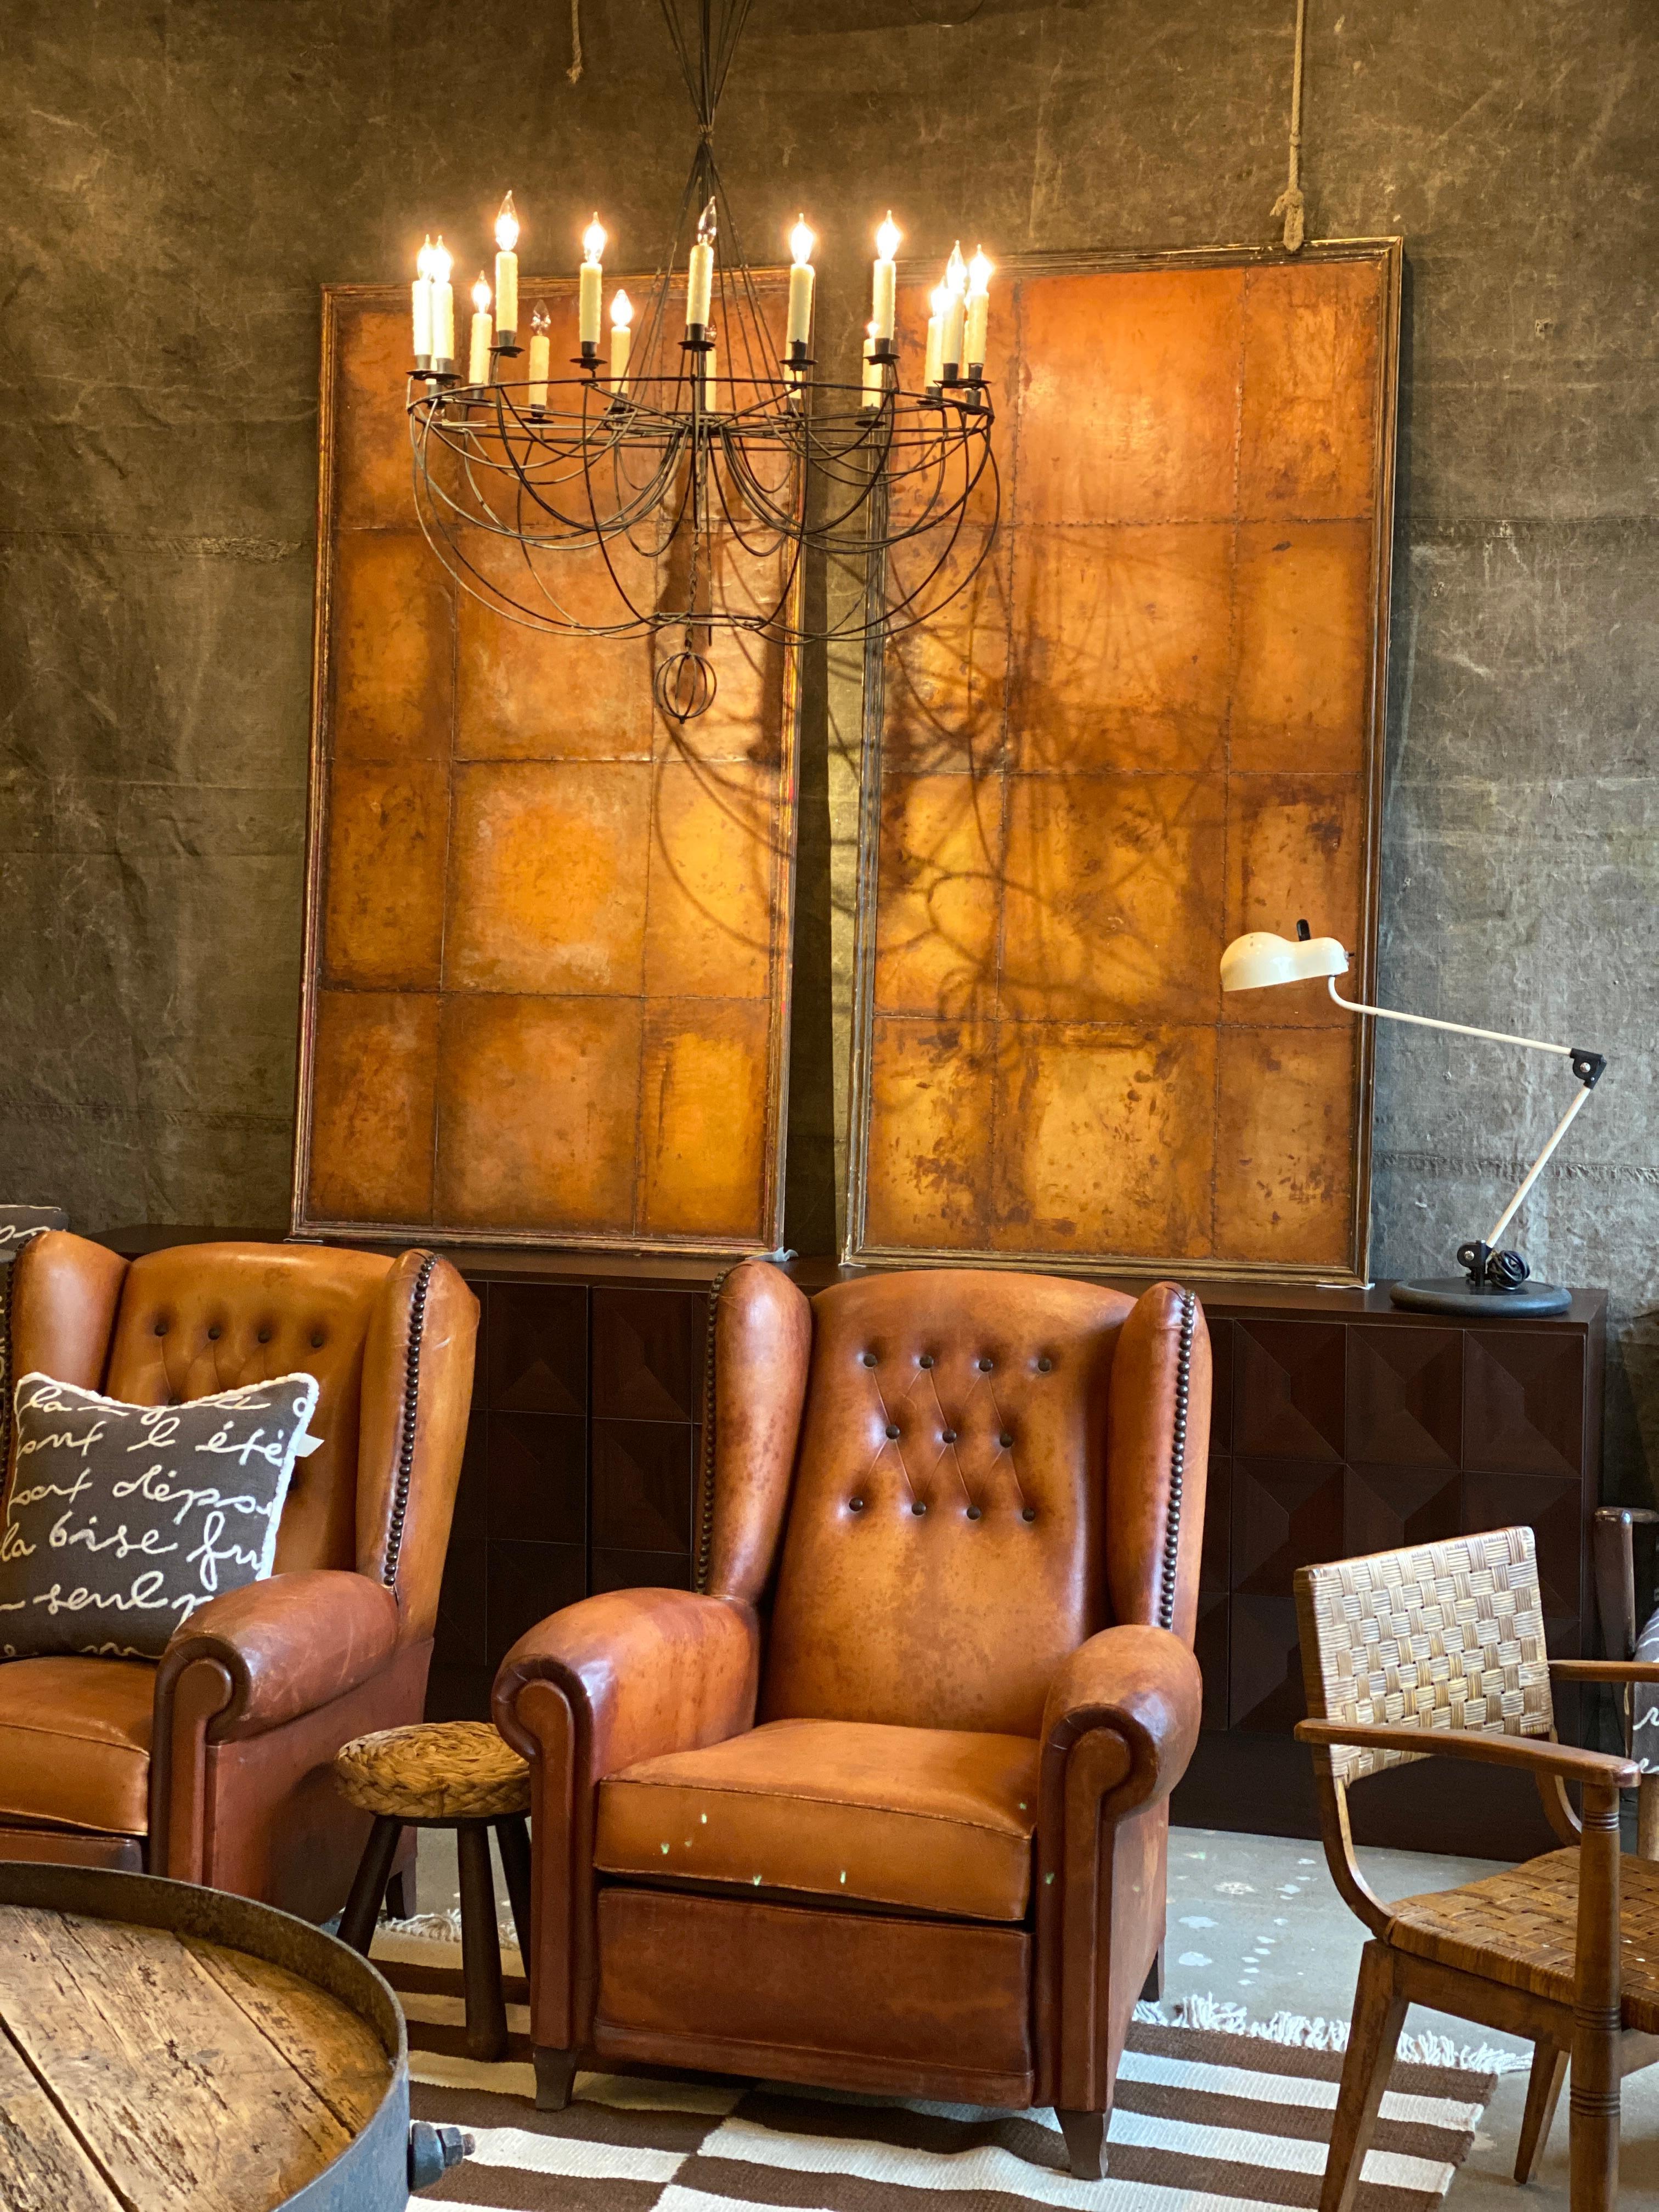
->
397, 2008, 1495, 2212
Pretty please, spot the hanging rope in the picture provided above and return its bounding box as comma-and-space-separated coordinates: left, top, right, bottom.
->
568, 0, 584, 82
1271, 0, 1308, 251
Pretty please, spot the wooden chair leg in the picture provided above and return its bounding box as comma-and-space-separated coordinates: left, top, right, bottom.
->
1055, 2108, 1105, 2180
456, 1821, 509, 2063
1140, 1942, 1165, 2004
1638, 1772, 1659, 1861
385, 1857, 416, 1922
1515, 2042, 1568, 2183
494, 1814, 533, 1961
1319, 1940, 1406, 2212
1570, 1781, 1623, 2212
338, 1815, 402, 1955
535, 2046, 579, 2112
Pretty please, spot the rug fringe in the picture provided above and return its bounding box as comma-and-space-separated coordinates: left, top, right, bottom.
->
1137, 1990, 1528, 2075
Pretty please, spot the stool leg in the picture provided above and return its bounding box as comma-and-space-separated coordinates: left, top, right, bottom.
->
494, 1815, 532, 1962
340, 1816, 402, 1956
458, 1821, 509, 2063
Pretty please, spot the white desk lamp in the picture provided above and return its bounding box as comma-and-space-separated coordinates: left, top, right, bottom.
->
1219, 922, 1606, 1316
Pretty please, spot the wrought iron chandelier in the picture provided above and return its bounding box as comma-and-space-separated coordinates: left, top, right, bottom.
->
405, 0, 999, 720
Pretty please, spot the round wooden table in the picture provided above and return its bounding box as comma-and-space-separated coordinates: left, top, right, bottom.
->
0, 1862, 465, 2212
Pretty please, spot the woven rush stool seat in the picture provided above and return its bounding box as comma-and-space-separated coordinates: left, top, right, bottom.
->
333, 1719, 531, 2065
336, 1721, 531, 1822
1389, 1846, 1659, 2034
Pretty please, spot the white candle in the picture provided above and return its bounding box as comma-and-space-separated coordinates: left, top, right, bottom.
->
610, 290, 633, 393
494, 193, 520, 337
528, 308, 550, 410
579, 214, 606, 347
703, 339, 718, 414
468, 275, 493, 385
411, 237, 434, 359
966, 245, 993, 368
687, 197, 716, 328
861, 322, 883, 409
787, 216, 816, 349
430, 237, 455, 363
923, 285, 946, 388
943, 241, 967, 371
872, 212, 901, 343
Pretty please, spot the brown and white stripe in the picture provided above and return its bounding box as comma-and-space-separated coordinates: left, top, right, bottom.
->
404, 2021, 1493, 2212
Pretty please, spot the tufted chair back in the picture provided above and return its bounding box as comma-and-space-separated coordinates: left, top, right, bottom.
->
8, 1234, 478, 1644
700, 1264, 1206, 1740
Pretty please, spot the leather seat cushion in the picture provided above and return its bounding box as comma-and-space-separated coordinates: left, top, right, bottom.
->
0, 1657, 156, 1837
596, 1718, 1052, 1921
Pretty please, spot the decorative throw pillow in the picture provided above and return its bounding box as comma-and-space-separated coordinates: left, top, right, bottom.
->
0, 1370, 320, 1661
0, 1206, 69, 1443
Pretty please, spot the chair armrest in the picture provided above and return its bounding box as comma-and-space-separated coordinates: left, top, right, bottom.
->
1551, 1659, 1659, 1685
1295, 1718, 1637, 1791
155, 1570, 402, 1741
1041, 1623, 1203, 1818
493, 1587, 760, 1782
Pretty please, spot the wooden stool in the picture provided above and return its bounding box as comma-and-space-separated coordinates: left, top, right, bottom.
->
334, 1720, 532, 2063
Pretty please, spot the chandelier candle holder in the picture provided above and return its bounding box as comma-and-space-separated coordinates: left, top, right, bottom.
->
400, 0, 1001, 721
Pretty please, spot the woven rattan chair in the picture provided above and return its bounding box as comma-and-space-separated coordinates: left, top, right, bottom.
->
1294, 1526, 1659, 2212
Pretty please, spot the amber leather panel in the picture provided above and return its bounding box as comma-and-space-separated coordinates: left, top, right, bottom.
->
1105, 1285, 1213, 1642
4, 1234, 128, 1476
0, 1657, 156, 1836
703, 1259, 812, 1604
596, 1718, 1046, 1921
595, 1888, 1034, 2104
763, 1270, 1133, 1734
154, 1568, 402, 1740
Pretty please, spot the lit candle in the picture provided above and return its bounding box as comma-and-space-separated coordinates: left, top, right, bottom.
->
610, 290, 633, 392
966, 245, 993, 371
412, 237, 435, 362
943, 242, 967, 374
687, 197, 716, 329
468, 274, 493, 385
528, 307, 551, 411
861, 321, 883, 410
786, 215, 816, 351
703, 335, 718, 414
923, 284, 947, 388
430, 237, 455, 365
872, 212, 901, 345
579, 215, 606, 348
494, 193, 520, 340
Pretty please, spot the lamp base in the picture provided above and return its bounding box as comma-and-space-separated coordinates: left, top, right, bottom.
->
1390, 1277, 1572, 1318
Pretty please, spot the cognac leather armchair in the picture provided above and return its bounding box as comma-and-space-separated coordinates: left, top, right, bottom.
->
494, 1262, 1210, 2176
0, 1232, 477, 1922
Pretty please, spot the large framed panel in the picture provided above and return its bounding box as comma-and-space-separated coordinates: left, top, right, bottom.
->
294, 281, 800, 1252
847, 242, 1401, 1278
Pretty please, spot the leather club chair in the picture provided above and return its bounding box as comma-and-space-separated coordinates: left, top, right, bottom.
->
494, 1261, 1210, 2176
0, 1231, 477, 1922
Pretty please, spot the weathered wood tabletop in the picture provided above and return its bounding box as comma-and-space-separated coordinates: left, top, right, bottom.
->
0, 1901, 393, 2212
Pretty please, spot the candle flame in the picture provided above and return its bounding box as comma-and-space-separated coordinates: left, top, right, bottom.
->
532, 306, 548, 333
416, 235, 434, 280
472, 273, 492, 314
612, 289, 634, 329
429, 237, 453, 286
789, 215, 816, 268
946, 241, 968, 297
969, 245, 994, 296
583, 213, 607, 264
495, 191, 520, 253
876, 212, 902, 262
696, 196, 719, 246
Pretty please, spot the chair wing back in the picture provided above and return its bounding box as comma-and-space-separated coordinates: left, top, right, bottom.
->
9, 1234, 478, 1640
761, 1269, 1139, 1736
1295, 1525, 1555, 1786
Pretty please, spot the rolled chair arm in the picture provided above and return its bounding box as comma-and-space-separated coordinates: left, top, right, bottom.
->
155, 1569, 403, 1740
1041, 1622, 1203, 1818
493, 1587, 760, 1781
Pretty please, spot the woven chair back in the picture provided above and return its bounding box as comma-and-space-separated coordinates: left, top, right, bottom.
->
1295, 1526, 1555, 1786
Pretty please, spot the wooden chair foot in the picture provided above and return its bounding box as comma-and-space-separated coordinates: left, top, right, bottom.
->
457, 1821, 508, 2063
338, 1815, 402, 1956
1515, 2041, 1568, 2183
1321, 1941, 1407, 2212
1056, 2109, 1106, 2179
1140, 1942, 1165, 2004
535, 2046, 579, 2112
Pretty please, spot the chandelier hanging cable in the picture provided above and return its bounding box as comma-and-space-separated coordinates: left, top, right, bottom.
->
404, 0, 1000, 721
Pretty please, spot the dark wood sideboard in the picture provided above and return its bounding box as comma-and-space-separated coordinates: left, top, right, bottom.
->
98, 1231, 1606, 1860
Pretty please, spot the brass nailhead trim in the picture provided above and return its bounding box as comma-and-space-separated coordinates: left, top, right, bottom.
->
1159, 1289, 1198, 1633
382, 1251, 439, 1589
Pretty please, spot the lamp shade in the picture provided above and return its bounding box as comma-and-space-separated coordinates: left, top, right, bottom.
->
1220, 930, 1350, 993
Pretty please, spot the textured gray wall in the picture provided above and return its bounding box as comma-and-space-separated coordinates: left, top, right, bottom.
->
2, 1, 1655, 1493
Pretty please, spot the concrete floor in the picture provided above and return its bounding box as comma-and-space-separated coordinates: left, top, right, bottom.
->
405, 1822, 1659, 2206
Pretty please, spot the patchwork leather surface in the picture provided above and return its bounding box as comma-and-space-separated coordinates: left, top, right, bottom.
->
596, 1717, 1051, 1921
